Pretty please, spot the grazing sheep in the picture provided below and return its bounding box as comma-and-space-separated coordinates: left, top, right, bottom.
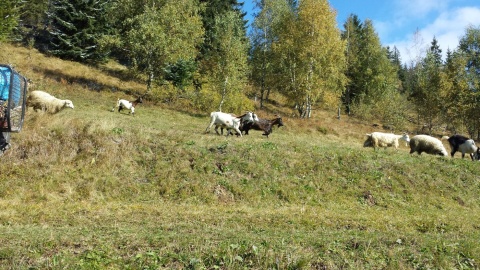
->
241, 116, 284, 138
441, 135, 478, 160
409, 135, 448, 156
27, 90, 74, 113
363, 132, 410, 151
113, 97, 143, 116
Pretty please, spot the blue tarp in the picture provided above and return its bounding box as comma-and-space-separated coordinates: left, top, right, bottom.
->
0, 66, 11, 101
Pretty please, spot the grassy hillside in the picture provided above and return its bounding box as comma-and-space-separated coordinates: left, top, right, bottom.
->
1, 44, 480, 269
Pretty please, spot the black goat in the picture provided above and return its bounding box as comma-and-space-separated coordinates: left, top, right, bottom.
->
241, 116, 284, 138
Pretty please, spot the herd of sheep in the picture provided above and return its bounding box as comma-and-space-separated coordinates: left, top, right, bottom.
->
364, 131, 480, 160
26, 90, 478, 158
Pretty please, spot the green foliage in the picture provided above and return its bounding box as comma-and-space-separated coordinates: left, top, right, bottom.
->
250, 0, 292, 108
163, 59, 197, 90
124, 0, 205, 93
409, 38, 446, 134
444, 50, 475, 135
205, 10, 250, 111
261, 0, 346, 118
342, 16, 401, 120
198, 0, 247, 60
17, 0, 49, 45
351, 87, 410, 131
46, 0, 110, 62
457, 25, 480, 137
0, 0, 22, 42
194, 81, 254, 112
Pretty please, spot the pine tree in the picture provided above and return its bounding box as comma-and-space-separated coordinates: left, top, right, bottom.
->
457, 26, 480, 138
0, 0, 22, 42
443, 49, 470, 134
46, 0, 110, 62
198, 0, 247, 61
342, 15, 402, 125
342, 14, 362, 114
411, 37, 446, 134
18, 0, 49, 45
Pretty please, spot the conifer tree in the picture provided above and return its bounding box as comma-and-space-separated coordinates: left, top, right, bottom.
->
189, 0, 252, 111
46, 0, 110, 62
0, 0, 22, 42
443, 49, 470, 134
411, 37, 446, 134
18, 0, 49, 45
457, 26, 480, 138
342, 15, 402, 125
197, 0, 248, 92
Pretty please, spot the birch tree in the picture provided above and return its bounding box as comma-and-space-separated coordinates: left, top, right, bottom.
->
208, 10, 249, 112
125, 0, 204, 93
250, 0, 290, 108
273, 0, 346, 118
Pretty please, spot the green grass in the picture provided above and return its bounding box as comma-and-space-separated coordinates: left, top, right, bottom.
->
1, 44, 480, 269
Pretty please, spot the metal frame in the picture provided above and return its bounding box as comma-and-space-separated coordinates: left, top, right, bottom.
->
0, 64, 28, 133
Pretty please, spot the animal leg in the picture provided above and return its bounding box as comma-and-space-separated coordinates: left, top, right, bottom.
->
205, 121, 215, 133
233, 127, 242, 137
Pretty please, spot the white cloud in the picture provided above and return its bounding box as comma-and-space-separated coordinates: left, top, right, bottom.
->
387, 6, 480, 64
393, 0, 451, 21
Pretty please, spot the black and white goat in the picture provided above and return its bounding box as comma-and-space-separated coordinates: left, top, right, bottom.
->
205, 111, 257, 137
442, 134, 479, 160
241, 115, 284, 138
215, 112, 259, 136
113, 96, 143, 116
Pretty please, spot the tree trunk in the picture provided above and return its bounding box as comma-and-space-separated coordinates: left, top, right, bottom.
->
218, 76, 228, 112
146, 71, 154, 93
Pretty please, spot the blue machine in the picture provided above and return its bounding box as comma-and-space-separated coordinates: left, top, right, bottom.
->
0, 64, 28, 155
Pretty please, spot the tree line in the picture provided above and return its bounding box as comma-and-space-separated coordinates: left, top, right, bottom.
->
1, 0, 480, 137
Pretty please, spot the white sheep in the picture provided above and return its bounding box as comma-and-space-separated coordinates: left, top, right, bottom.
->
409, 135, 448, 156
441, 135, 478, 160
363, 132, 410, 151
27, 90, 74, 113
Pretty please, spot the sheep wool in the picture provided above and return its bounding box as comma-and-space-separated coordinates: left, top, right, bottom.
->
409, 135, 448, 156
27, 90, 74, 114
363, 132, 410, 150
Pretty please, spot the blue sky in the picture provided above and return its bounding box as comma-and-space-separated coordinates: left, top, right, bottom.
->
241, 0, 480, 63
